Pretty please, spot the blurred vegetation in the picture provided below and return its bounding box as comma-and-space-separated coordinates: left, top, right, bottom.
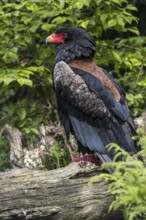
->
89, 125, 146, 220
0, 0, 146, 170
43, 141, 70, 170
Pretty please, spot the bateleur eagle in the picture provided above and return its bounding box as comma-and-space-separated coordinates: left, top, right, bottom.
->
46, 27, 139, 167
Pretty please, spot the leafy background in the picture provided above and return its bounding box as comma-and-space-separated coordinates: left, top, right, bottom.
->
0, 0, 146, 219
0, 0, 146, 168
0, 0, 146, 166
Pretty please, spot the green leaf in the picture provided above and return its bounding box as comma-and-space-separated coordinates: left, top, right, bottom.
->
129, 58, 141, 66
100, 14, 108, 25
123, 60, 132, 69
138, 81, 146, 86
17, 78, 33, 87
16, 108, 27, 120
30, 128, 39, 135
52, 16, 67, 24
21, 17, 32, 25
8, 51, 19, 62
128, 28, 139, 36
79, 20, 89, 29
112, 51, 121, 62
107, 19, 117, 28
0, 77, 14, 85
42, 23, 54, 31
76, 2, 84, 9
117, 19, 124, 28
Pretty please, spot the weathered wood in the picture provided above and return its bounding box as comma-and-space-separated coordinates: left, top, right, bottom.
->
0, 163, 123, 220
3, 124, 78, 170
1, 124, 126, 220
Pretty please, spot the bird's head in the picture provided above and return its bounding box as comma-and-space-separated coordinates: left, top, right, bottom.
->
46, 27, 95, 45
46, 27, 96, 63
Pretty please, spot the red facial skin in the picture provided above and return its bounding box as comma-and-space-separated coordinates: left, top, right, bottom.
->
47, 33, 65, 43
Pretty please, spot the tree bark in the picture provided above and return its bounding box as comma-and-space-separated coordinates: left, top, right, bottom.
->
1, 125, 125, 220
0, 163, 123, 220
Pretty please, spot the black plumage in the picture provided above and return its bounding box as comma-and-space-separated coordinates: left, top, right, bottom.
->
46, 27, 140, 166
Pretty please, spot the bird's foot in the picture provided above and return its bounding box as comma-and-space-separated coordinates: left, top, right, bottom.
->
78, 161, 97, 170
72, 154, 95, 163
72, 154, 101, 166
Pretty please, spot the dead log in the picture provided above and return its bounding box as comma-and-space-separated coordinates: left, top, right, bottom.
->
0, 163, 123, 220
1, 125, 124, 219
1, 111, 146, 220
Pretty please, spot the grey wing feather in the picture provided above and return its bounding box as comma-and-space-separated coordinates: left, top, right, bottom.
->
54, 61, 110, 119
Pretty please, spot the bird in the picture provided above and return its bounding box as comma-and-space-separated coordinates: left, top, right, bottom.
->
46, 27, 140, 168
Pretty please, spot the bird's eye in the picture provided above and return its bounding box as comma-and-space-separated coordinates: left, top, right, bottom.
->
63, 33, 68, 39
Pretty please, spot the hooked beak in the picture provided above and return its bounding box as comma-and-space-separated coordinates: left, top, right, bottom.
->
46, 34, 56, 45
45, 33, 64, 45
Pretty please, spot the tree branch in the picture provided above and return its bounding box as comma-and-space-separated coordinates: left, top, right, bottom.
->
0, 163, 123, 220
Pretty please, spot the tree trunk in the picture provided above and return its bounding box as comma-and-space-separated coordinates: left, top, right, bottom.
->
0, 163, 123, 220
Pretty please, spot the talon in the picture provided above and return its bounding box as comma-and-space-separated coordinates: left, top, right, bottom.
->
72, 154, 100, 165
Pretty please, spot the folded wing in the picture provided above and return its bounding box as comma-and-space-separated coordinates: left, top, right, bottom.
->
53, 61, 138, 163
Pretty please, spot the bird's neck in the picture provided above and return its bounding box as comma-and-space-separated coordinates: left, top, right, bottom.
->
55, 42, 95, 64
69, 59, 94, 71
68, 59, 121, 101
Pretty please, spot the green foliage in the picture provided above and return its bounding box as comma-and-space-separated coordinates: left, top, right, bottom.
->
89, 133, 146, 220
136, 124, 146, 150
0, 0, 146, 170
95, 35, 146, 116
43, 142, 70, 170
0, 134, 12, 171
